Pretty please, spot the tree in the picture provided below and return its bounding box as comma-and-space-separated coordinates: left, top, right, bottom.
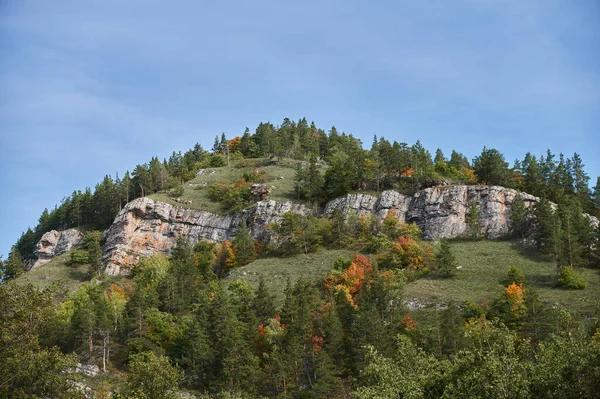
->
592, 176, 600, 213
252, 277, 276, 323
232, 220, 255, 266
436, 240, 457, 277
84, 230, 103, 275
510, 193, 530, 239
0, 284, 79, 398
126, 351, 183, 399
534, 198, 562, 271
465, 202, 484, 239
4, 245, 25, 280
472, 147, 510, 187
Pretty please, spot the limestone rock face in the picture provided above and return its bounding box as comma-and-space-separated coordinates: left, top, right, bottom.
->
324, 185, 539, 240
99, 184, 597, 276
102, 197, 311, 275
32, 229, 84, 269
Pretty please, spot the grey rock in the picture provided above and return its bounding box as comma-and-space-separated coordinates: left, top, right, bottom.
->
324, 185, 543, 240
31, 229, 84, 269
100, 184, 599, 276
102, 197, 311, 275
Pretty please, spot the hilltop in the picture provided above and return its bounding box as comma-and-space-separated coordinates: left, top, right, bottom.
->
3, 119, 600, 398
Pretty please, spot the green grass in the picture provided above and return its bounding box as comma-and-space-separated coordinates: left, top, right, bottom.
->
148, 158, 321, 214
14, 252, 91, 292
225, 249, 357, 303
404, 240, 600, 316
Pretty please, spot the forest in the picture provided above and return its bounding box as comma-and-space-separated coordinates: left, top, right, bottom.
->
1, 117, 600, 398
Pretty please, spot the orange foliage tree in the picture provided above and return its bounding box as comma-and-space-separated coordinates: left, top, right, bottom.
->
506, 282, 526, 315
324, 254, 373, 307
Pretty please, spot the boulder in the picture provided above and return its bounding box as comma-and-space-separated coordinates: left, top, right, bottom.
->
250, 183, 272, 201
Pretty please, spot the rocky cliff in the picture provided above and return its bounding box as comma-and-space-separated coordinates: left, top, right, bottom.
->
30, 184, 597, 276
30, 229, 84, 269
102, 197, 311, 275
325, 185, 539, 240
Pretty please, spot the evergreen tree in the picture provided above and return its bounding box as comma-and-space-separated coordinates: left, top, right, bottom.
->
4, 245, 24, 280
252, 277, 276, 323
84, 230, 103, 275
232, 219, 255, 266
510, 193, 530, 239
465, 202, 484, 239
472, 147, 511, 187
522, 152, 544, 196
436, 240, 457, 277
534, 198, 562, 271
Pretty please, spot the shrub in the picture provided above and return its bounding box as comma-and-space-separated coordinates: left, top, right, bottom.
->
557, 267, 586, 290
69, 249, 89, 265
507, 265, 526, 285
168, 184, 185, 197
207, 180, 251, 212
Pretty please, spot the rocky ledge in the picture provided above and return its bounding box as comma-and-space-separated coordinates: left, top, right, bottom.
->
30, 229, 84, 269
30, 185, 598, 276
325, 185, 540, 240
102, 197, 311, 275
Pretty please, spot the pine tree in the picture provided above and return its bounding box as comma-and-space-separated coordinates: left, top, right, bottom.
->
4, 246, 24, 280
465, 202, 484, 239
232, 219, 255, 266
510, 193, 529, 239
472, 147, 510, 186
84, 231, 103, 276
436, 240, 457, 277
252, 277, 276, 323
534, 198, 562, 271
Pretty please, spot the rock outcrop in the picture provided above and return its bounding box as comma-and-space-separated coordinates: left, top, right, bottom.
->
325, 185, 539, 239
102, 197, 311, 275
30, 184, 593, 276
31, 229, 85, 269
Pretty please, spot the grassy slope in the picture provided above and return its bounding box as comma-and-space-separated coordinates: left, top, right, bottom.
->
227, 240, 600, 316
407, 240, 600, 315
225, 249, 357, 303
15, 252, 91, 292
148, 158, 306, 214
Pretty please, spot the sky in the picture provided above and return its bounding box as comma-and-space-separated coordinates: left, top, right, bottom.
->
0, 0, 599, 258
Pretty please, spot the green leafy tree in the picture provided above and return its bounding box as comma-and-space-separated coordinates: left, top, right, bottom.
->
126, 351, 183, 399
0, 284, 79, 398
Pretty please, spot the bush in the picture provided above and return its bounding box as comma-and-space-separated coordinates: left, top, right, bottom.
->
207, 180, 252, 212
169, 184, 185, 197
507, 265, 526, 285
557, 267, 586, 290
69, 249, 89, 265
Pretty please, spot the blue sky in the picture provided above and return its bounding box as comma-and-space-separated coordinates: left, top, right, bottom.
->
0, 0, 599, 258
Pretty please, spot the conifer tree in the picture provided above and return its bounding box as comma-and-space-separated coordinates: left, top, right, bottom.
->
252, 277, 276, 323
4, 246, 24, 280
465, 202, 484, 239
534, 198, 562, 271
232, 219, 255, 266
436, 240, 457, 277
510, 193, 529, 239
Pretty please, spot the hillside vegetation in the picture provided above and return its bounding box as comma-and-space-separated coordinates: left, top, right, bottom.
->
2, 118, 600, 398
